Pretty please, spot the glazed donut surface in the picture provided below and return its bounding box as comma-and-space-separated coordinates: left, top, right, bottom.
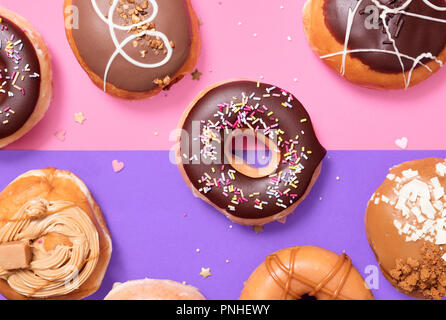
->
240, 246, 373, 300
177, 80, 326, 225
105, 279, 206, 300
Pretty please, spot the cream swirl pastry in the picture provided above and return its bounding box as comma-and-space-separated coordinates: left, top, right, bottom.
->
0, 199, 99, 298
0, 168, 112, 300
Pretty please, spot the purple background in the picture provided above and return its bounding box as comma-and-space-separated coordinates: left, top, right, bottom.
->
1, 150, 445, 300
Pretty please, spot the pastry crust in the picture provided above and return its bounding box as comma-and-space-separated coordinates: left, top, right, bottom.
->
0, 168, 112, 300
303, 0, 446, 90
176, 79, 324, 226
0, 6, 52, 148
63, 0, 201, 100
240, 246, 374, 300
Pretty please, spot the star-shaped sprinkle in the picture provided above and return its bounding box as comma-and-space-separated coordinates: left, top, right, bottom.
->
191, 69, 202, 81
198, 17, 203, 26
74, 112, 86, 124
200, 267, 211, 279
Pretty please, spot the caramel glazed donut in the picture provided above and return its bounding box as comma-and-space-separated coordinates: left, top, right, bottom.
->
177, 80, 326, 226
303, 0, 446, 90
366, 158, 446, 300
240, 246, 373, 300
0, 6, 52, 148
63, 0, 201, 100
104, 279, 205, 300
0, 168, 112, 300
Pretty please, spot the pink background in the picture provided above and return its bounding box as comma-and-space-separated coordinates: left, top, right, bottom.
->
2, 0, 446, 151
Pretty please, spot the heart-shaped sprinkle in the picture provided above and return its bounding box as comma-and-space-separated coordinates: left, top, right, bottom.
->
112, 160, 125, 173
395, 137, 408, 150
54, 130, 66, 142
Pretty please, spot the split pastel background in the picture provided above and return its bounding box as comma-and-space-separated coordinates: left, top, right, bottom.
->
0, 0, 444, 300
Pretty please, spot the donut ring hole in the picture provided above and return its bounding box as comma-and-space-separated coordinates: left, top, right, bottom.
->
300, 293, 318, 300
224, 129, 281, 179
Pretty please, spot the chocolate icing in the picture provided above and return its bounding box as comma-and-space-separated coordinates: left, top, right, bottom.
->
180, 81, 326, 220
0, 17, 41, 140
70, 0, 193, 92
323, 0, 446, 74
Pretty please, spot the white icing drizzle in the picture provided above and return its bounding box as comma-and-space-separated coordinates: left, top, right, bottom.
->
91, 0, 173, 91
320, 0, 446, 88
423, 0, 446, 11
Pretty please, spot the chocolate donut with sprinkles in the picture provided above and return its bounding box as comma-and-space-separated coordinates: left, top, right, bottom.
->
0, 6, 52, 148
176, 80, 326, 226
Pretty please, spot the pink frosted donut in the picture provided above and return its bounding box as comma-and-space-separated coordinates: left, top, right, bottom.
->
104, 279, 206, 300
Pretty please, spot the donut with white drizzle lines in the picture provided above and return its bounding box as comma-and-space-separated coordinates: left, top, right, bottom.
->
303, 0, 446, 90
63, 0, 201, 100
176, 80, 326, 226
0, 6, 52, 148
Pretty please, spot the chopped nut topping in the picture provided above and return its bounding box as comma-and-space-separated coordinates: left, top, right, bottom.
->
390, 243, 446, 300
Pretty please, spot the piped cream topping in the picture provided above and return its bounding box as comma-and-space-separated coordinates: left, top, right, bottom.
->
0, 199, 99, 298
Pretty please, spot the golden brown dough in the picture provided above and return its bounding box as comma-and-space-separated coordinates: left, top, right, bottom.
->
240, 246, 373, 300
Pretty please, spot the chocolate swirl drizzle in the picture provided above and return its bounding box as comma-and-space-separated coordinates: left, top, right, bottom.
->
70, 0, 192, 92
265, 247, 353, 300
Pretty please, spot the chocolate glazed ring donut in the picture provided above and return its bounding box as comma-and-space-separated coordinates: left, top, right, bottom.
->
240, 246, 374, 300
303, 0, 446, 90
0, 6, 52, 148
176, 80, 326, 226
63, 0, 201, 100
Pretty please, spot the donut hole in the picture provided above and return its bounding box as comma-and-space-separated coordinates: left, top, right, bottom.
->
230, 136, 272, 168
224, 129, 280, 178
300, 293, 317, 301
